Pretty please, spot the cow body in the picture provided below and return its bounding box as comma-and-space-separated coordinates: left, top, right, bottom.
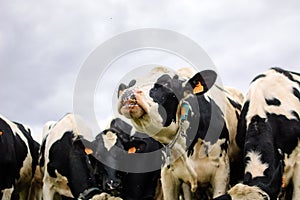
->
218, 68, 300, 200
87, 118, 163, 200
0, 114, 39, 200
117, 67, 243, 199
41, 114, 104, 200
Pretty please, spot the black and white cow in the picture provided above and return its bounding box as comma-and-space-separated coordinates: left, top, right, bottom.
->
117, 67, 244, 199
106, 118, 163, 200
41, 113, 122, 200
85, 117, 163, 200
0, 114, 40, 200
215, 68, 300, 200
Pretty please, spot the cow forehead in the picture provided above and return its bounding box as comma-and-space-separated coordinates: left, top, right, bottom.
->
125, 67, 175, 89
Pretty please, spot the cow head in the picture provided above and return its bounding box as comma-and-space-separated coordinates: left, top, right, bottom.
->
213, 183, 270, 200
117, 67, 217, 143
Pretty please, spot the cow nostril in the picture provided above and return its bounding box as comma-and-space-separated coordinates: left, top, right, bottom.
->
130, 94, 135, 100
113, 181, 122, 188
121, 90, 136, 101
106, 180, 122, 190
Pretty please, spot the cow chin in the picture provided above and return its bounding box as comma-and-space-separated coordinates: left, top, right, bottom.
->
228, 183, 270, 200
120, 104, 145, 119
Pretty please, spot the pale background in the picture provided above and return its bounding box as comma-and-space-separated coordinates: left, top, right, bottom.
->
1, 0, 299, 142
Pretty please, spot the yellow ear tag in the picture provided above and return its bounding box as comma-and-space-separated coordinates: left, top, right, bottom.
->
128, 147, 136, 154
84, 147, 93, 155
0, 131, 3, 136
193, 82, 204, 94
282, 176, 286, 188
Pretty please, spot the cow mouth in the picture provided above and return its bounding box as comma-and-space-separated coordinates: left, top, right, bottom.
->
119, 99, 146, 119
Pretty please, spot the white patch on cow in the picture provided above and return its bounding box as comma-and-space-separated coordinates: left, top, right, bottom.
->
0, 114, 34, 198
42, 121, 57, 138
245, 151, 269, 178
43, 170, 73, 199
228, 183, 270, 200
1, 187, 14, 200
102, 131, 117, 151
246, 69, 300, 127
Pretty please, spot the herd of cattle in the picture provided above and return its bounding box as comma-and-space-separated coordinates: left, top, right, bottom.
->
0, 67, 299, 200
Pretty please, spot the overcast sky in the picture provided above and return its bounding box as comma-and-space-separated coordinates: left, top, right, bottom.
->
1, 0, 299, 142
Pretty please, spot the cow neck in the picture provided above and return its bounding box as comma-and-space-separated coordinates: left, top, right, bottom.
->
78, 187, 101, 200
165, 101, 190, 168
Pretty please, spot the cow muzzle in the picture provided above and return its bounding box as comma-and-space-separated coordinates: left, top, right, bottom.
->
118, 90, 147, 119
105, 180, 122, 196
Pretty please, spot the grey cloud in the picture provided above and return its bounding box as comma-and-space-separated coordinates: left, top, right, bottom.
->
0, 0, 299, 142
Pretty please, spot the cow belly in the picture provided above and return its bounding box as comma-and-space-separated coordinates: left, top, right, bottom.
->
11, 153, 33, 200
43, 170, 73, 198
283, 141, 300, 199
192, 139, 230, 197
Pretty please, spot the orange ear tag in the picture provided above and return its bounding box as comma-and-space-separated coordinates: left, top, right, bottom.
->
128, 147, 136, 154
84, 147, 93, 155
193, 82, 204, 94
282, 176, 286, 188
181, 107, 186, 116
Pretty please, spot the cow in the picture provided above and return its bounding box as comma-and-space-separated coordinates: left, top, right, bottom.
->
40, 113, 122, 200
0, 114, 40, 200
107, 118, 163, 200
84, 117, 163, 200
215, 67, 300, 200
117, 67, 244, 199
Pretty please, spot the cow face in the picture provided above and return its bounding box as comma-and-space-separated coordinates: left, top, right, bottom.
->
89, 129, 125, 196
117, 67, 217, 142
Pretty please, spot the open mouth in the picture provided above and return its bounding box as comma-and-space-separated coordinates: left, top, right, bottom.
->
119, 99, 145, 119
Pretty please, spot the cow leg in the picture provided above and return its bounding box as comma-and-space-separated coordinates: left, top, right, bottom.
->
181, 182, 192, 200
42, 182, 56, 200
292, 155, 300, 200
161, 166, 180, 200
211, 154, 230, 198
1, 187, 14, 200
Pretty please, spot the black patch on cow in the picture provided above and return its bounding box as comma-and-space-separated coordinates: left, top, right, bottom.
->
265, 98, 281, 106
292, 111, 300, 121
14, 122, 40, 178
0, 117, 28, 191
236, 101, 249, 149
251, 74, 266, 83
47, 131, 73, 178
272, 67, 300, 86
185, 95, 229, 156
149, 74, 184, 127
243, 115, 284, 199
227, 97, 242, 110
293, 87, 300, 102
267, 114, 300, 155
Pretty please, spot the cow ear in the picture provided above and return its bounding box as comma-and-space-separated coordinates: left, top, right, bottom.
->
118, 83, 127, 98
117, 79, 137, 98
186, 70, 217, 95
